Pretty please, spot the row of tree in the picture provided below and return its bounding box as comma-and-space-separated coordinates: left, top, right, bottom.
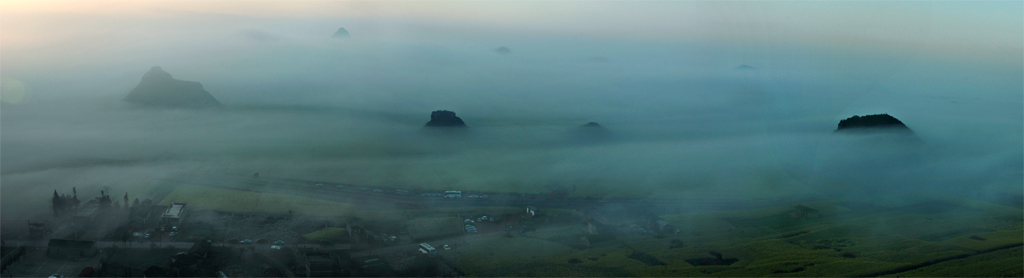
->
51, 187, 137, 217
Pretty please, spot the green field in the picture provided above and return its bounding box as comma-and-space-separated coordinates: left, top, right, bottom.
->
407, 217, 464, 240
443, 200, 1023, 277
303, 227, 351, 243
157, 185, 352, 216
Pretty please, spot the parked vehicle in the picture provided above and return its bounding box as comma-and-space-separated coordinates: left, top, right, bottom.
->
144, 232, 152, 239
169, 232, 177, 237
273, 240, 285, 245
373, 189, 383, 193
468, 195, 479, 198
240, 239, 253, 244
480, 195, 489, 199
443, 244, 451, 250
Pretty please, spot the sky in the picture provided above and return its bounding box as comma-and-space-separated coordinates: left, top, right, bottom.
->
1, 1, 1021, 220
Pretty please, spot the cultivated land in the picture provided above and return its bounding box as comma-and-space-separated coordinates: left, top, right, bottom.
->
150, 174, 1024, 277
441, 200, 1023, 277
4, 172, 1021, 277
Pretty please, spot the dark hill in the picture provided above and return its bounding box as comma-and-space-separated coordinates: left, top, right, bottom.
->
835, 114, 913, 133
332, 27, 350, 38
424, 110, 467, 127
123, 67, 222, 109
572, 122, 613, 142
494, 46, 511, 55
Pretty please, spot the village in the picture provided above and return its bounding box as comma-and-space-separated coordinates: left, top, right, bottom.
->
1, 184, 706, 277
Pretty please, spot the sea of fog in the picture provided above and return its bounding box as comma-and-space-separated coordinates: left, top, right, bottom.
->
3, 25, 1022, 221
2, 80, 1020, 221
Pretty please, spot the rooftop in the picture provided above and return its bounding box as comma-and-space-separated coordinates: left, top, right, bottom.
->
162, 203, 186, 218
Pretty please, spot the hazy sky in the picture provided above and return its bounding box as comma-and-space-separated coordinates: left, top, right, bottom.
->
2, 1, 1021, 220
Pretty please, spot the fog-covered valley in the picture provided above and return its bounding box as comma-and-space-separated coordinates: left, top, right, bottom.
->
2, 3, 1022, 277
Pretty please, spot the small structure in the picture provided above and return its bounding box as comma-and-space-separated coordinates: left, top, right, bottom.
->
305, 252, 345, 277
73, 204, 101, 225
170, 240, 211, 275
655, 220, 676, 234
444, 191, 462, 198
46, 239, 97, 259
352, 256, 392, 277
584, 219, 616, 235
526, 206, 537, 217
28, 220, 50, 239
161, 203, 187, 224
645, 214, 676, 234
790, 205, 821, 220
418, 243, 436, 256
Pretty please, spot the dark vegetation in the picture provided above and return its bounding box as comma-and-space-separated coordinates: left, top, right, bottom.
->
684, 251, 738, 266
669, 239, 684, 249
626, 250, 665, 266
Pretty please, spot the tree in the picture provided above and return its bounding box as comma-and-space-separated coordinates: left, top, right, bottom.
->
52, 190, 64, 217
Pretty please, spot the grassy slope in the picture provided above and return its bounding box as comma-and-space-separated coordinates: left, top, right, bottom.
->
303, 227, 350, 242
447, 201, 1023, 277
407, 217, 463, 240
892, 246, 1023, 277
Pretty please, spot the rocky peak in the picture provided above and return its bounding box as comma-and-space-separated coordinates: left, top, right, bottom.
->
141, 66, 173, 82
424, 110, 467, 127
123, 66, 222, 109
332, 27, 350, 38
835, 114, 912, 132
